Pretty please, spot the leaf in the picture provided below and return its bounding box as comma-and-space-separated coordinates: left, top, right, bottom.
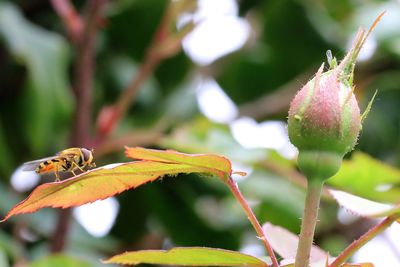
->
0, 250, 9, 267
0, 3, 73, 153
241, 170, 305, 233
103, 247, 268, 266
262, 223, 331, 266
328, 152, 400, 203
125, 146, 232, 180
0, 231, 24, 261
1, 147, 233, 222
329, 189, 400, 218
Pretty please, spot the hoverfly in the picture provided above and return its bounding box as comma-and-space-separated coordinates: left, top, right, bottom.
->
22, 148, 96, 181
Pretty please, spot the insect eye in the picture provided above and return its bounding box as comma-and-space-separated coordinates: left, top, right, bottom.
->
81, 148, 92, 162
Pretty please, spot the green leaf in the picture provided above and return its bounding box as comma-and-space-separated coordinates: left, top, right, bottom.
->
329, 189, 400, 218
29, 254, 93, 267
0, 3, 73, 153
125, 146, 232, 179
1, 147, 233, 222
241, 170, 305, 233
327, 152, 400, 203
0, 249, 9, 267
104, 247, 268, 266
143, 179, 240, 249
0, 230, 24, 261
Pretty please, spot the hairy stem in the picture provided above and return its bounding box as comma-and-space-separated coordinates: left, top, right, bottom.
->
295, 179, 324, 267
226, 177, 279, 267
329, 214, 399, 267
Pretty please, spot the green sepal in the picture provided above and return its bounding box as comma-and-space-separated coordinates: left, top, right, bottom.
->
297, 150, 343, 182
361, 90, 378, 123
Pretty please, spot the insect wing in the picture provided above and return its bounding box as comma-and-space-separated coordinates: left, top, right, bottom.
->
21, 156, 59, 171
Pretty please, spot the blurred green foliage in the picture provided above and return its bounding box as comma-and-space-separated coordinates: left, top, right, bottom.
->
1, 0, 400, 266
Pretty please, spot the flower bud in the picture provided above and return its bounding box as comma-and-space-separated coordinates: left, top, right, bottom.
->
288, 55, 362, 181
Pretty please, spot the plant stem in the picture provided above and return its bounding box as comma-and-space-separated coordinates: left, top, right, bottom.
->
49, 208, 73, 253
226, 177, 279, 267
71, 0, 106, 147
95, 1, 195, 139
50, 0, 83, 44
50, 0, 106, 253
294, 179, 324, 267
329, 214, 399, 267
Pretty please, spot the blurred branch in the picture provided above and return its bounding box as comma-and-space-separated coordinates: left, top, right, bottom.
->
237, 58, 387, 120
95, 130, 163, 158
238, 71, 312, 120
49, 208, 73, 253
49, 0, 195, 253
50, 0, 107, 253
260, 160, 333, 200
71, 0, 106, 147
50, 0, 83, 44
96, 1, 195, 139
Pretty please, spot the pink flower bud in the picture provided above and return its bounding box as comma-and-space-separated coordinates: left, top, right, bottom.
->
288, 64, 361, 156
287, 61, 362, 180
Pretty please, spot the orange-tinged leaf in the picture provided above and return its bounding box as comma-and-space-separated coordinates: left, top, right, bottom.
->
103, 247, 268, 267
2, 148, 234, 222
125, 147, 232, 180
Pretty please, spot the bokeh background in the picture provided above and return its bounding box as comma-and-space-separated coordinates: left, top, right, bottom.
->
1, 0, 400, 266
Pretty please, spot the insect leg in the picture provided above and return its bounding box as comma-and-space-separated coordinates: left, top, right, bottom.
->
53, 160, 64, 182
71, 161, 85, 173
55, 169, 60, 182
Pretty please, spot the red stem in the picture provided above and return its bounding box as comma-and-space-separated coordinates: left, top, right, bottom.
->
226, 177, 279, 267
50, 0, 83, 44
329, 215, 399, 267
71, 0, 106, 147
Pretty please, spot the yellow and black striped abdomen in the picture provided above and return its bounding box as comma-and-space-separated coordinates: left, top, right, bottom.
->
35, 158, 69, 174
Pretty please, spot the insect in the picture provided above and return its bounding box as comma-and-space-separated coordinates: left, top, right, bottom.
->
22, 148, 96, 181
